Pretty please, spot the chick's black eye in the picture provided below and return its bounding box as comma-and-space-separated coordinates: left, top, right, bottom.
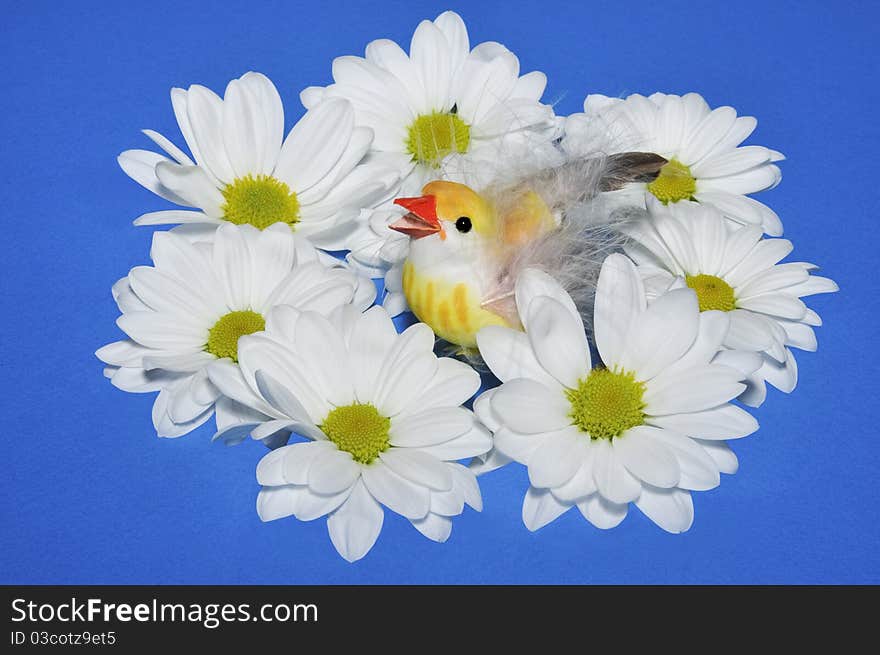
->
455, 216, 472, 233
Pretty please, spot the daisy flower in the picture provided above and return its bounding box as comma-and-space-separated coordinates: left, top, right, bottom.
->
474, 256, 758, 533
300, 11, 559, 197
625, 200, 838, 407
118, 71, 400, 249
563, 92, 786, 235
219, 304, 490, 562
96, 223, 375, 438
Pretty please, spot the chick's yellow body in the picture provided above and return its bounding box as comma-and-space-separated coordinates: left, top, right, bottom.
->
394, 180, 555, 348
402, 260, 509, 348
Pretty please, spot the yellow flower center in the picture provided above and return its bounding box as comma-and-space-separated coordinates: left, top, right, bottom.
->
205, 310, 266, 362
406, 111, 471, 166
647, 159, 697, 204
221, 174, 300, 230
686, 274, 737, 312
566, 369, 646, 440
320, 404, 391, 464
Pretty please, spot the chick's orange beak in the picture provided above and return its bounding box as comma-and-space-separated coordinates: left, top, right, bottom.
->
390, 195, 443, 240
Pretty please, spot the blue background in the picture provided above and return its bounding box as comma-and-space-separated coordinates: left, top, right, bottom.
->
2, 0, 875, 584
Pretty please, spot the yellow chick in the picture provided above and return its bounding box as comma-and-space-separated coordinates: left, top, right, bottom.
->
389, 153, 667, 349
390, 180, 555, 348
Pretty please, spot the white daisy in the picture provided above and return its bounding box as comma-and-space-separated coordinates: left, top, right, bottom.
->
118, 71, 400, 249
300, 11, 559, 196
625, 200, 838, 407
223, 304, 490, 562
96, 223, 375, 438
474, 256, 758, 533
563, 92, 786, 235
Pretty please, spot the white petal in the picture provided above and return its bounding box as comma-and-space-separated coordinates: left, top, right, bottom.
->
256, 485, 300, 522
644, 365, 746, 415
472, 389, 500, 432
371, 322, 437, 412
613, 426, 680, 488
779, 320, 817, 351
133, 209, 220, 226
712, 349, 763, 377
449, 462, 482, 511
127, 265, 222, 319
293, 311, 354, 407
95, 339, 151, 367
274, 98, 354, 192
389, 407, 474, 447
237, 335, 330, 422
526, 296, 590, 388
254, 370, 315, 425
515, 268, 581, 328
719, 224, 764, 275
361, 460, 431, 519
281, 441, 337, 484
469, 447, 513, 476
117, 149, 189, 205
647, 404, 758, 439
527, 427, 584, 489
646, 428, 720, 491
379, 448, 453, 491
576, 494, 628, 529
692, 146, 771, 178
725, 238, 793, 287
149, 231, 223, 305
408, 357, 481, 412
492, 426, 545, 463
205, 358, 276, 418
411, 512, 453, 543
662, 310, 730, 375
308, 449, 361, 495
372, 352, 438, 417
212, 223, 252, 309
293, 485, 354, 522
411, 19, 453, 112
248, 225, 298, 311
552, 444, 598, 501
698, 163, 780, 195
594, 253, 647, 365
349, 306, 398, 404
618, 288, 699, 380
737, 294, 807, 321
701, 114, 757, 162
759, 348, 799, 393
327, 479, 384, 562
725, 310, 775, 352
111, 366, 180, 393
154, 162, 225, 216
116, 311, 207, 350
185, 84, 236, 183
222, 77, 265, 177
696, 191, 783, 236
694, 439, 739, 474
522, 486, 571, 531
414, 424, 493, 461
634, 486, 694, 533
476, 326, 560, 389
256, 445, 294, 486
738, 265, 810, 299
784, 275, 839, 298
592, 438, 642, 504
491, 378, 572, 434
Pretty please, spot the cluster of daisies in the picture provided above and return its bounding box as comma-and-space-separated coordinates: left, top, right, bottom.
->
98, 11, 836, 561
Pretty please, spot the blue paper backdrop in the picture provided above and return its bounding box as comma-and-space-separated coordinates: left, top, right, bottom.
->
1, 0, 876, 584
